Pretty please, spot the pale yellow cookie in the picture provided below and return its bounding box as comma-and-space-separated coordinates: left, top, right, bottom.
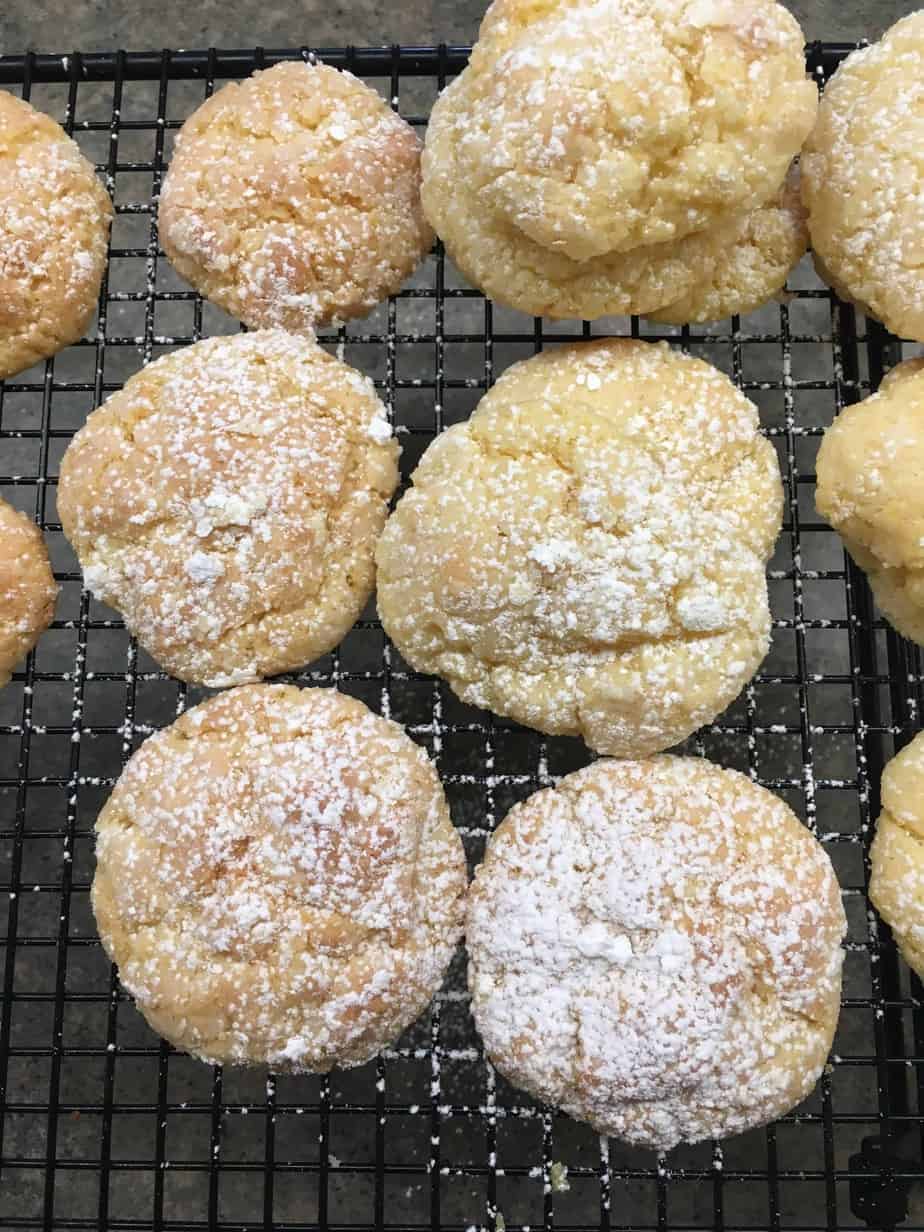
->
58, 330, 399, 687
870, 732, 924, 980
0, 90, 112, 379
467, 756, 845, 1150
159, 62, 433, 331
815, 357, 924, 646
649, 169, 808, 325
0, 498, 57, 687
802, 13, 924, 341
376, 339, 782, 757
92, 684, 467, 1069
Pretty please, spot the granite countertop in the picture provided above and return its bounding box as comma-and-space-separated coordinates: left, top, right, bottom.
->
0, 0, 920, 52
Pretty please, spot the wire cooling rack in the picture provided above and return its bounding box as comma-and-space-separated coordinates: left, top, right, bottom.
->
1, 41, 923, 1232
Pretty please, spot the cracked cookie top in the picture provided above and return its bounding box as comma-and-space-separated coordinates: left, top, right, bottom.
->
802, 12, 924, 343
0, 497, 58, 688
159, 61, 433, 330
467, 756, 845, 1149
92, 684, 467, 1069
376, 338, 782, 757
58, 329, 399, 686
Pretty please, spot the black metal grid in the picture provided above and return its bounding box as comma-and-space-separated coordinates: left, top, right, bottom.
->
1, 41, 923, 1232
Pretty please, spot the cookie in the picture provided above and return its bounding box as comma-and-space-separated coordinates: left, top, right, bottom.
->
92, 684, 467, 1069
159, 62, 433, 330
376, 339, 782, 757
815, 357, 924, 646
870, 732, 924, 980
648, 169, 808, 325
0, 90, 112, 379
421, 0, 815, 320
802, 13, 924, 341
467, 756, 846, 1150
0, 497, 57, 687
58, 330, 399, 686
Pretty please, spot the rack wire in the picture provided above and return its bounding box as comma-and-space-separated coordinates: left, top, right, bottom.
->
0, 41, 923, 1232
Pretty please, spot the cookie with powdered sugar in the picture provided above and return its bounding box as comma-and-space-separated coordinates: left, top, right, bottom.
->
0, 90, 111, 379
159, 62, 433, 331
421, 0, 815, 320
0, 498, 58, 688
870, 732, 924, 981
92, 684, 467, 1070
467, 757, 845, 1150
815, 358, 924, 647
376, 339, 782, 757
802, 13, 924, 342
58, 330, 399, 687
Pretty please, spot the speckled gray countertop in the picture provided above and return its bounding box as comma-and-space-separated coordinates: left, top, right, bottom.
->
0, 0, 920, 51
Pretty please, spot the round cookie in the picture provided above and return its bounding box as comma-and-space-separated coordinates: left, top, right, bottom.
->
870, 732, 924, 980
58, 330, 399, 687
92, 684, 467, 1069
0, 498, 57, 687
159, 62, 433, 331
0, 90, 112, 379
460, 0, 815, 257
376, 339, 782, 757
648, 170, 808, 326
815, 358, 924, 646
424, 77, 808, 321
802, 14, 924, 342
467, 756, 846, 1150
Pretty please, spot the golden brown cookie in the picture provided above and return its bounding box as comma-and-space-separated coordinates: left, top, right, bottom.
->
422, 0, 816, 320
815, 358, 924, 646
92, 684, 468, 1069
870, 732, 924, 980
0, 91, 112, 379
58, 330, 399, 686
467, 756, 845, 1149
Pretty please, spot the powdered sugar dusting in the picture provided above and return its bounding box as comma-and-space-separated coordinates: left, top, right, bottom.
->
0, 497, 58, 688
158, 61, 433, 331
870, 732, 924, 980
58, 329, 399, 686
0, 89, 112, 379
467, 756, 846, 1150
